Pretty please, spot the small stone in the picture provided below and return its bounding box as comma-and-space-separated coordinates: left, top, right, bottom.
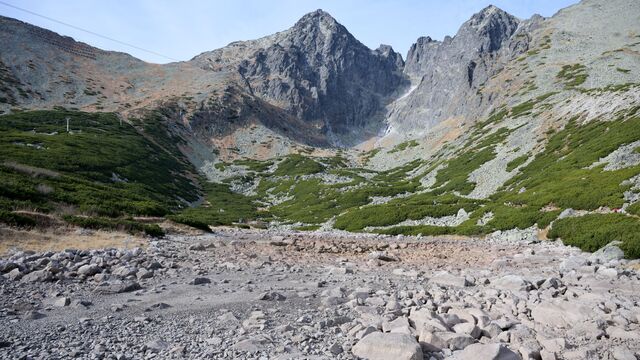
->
93, 280, 141, 294
190, 277, 211, 285
329, 342, 343, 355
258, 291, 286, 301
23, 311, 46, 320
54, 297, 71, 307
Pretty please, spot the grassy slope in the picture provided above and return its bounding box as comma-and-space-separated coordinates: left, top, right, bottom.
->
197, 107, 640, 258
5, 107, 640, 257
0, 110, 202, 234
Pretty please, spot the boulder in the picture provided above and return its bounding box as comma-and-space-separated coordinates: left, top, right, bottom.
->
21, 269, 52, 283
6, 268, 23, 281
452, 343, 520, 360
93, 280, 141, 294
77, 264, 100, 276
409, 308, 448, 332
232, 335, 271, 353
430, 271, 472, 288
352, 332, 423, 360
419, 331, 475, 351
453, 322, 482, 339
531, 301, 590, 328
590, 241, 625, 263
258, 291, 286, 301
111, 265, 138, 278
54, 297, 71, 307
145, 339, 169, 353
189, 277, 211, 285
492, 275, 532, 292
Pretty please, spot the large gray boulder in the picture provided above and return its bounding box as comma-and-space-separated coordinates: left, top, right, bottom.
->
530, 300, 590, 328
430, 271, 473, 287
352, 332, 423, 360
21, 269, 52, 283
590, 241, 625, 263
452, 343, 521, 360
93, 280, 141, 295
491, 275, 532, 292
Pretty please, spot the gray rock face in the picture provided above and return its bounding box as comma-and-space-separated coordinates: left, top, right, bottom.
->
192, 10, 405, 145
387, 6, 537, 135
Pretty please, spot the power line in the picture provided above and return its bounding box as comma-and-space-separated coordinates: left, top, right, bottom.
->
0, 0, 179, 62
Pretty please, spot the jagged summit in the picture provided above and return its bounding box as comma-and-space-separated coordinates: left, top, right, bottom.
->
459, 4, 520, 50
294, 9, 340, 27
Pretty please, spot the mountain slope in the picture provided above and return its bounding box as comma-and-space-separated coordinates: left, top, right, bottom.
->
190, 0, 640, 258
192, 10, 405, 145
0, 10, 405, 161
1, 1, 640, 258
383, 5, 532, 139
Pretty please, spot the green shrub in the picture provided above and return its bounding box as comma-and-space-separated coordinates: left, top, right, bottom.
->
549, 214, 640, 259
169, 182, 259, 228
274, 154, 325, 176
335, 193, 481, 232
389, 140, 419, 154
557, 64, 588, 88
62, 215, 164, 237
0, 210, 36, 227
506, 155, 529, 172
0, 110, 200, 219
142, 224, 165, 237
625, 202, 640, 216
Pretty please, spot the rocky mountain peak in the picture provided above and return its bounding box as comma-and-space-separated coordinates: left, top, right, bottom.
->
460, 5, 520, 52
295, 9, 338, 26
375, 44, 405, 69
291, 9, 348, 38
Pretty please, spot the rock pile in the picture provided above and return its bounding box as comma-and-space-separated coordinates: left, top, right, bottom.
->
1, 230, 639, 359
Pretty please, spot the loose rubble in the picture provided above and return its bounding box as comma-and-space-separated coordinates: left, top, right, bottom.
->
1, 228, 639, 359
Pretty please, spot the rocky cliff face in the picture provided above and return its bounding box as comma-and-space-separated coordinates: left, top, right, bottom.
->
385, 6, 539, 138
192, 10, 405, 145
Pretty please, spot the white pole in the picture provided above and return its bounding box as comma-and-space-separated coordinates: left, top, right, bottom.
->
66, 117, 69, 132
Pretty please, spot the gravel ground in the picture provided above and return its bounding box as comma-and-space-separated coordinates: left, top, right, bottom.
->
1, 228, 639, 359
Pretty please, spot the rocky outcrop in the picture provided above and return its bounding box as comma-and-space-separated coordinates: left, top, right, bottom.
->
386, 6, 540, 136
192, 10, 406, 145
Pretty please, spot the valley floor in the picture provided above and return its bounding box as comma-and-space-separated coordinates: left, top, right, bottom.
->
1, 228, 639, 359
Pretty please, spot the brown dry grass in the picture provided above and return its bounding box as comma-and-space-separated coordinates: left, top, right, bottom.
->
0, 226, 147, 255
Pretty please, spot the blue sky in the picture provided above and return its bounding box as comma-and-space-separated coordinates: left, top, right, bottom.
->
0, 0, 578, 64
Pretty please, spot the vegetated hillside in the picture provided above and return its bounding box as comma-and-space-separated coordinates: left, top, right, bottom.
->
197, 105, 640, 258
1, 0, 640, 261
0, 110, 202, 235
